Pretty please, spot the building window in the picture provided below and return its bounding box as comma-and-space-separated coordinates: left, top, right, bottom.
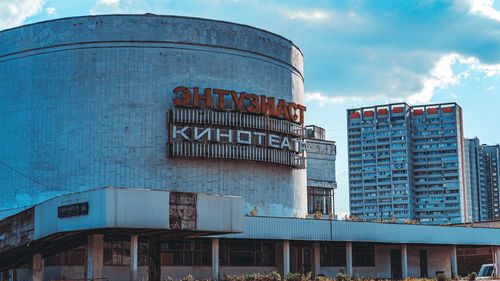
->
352, 243, 375, 267
161, 240, 211, 266
44, 248, 85, 266
307, 187, 334, 215
104, 238, 148, 266
320, 242, 346, 267
220, 240, 276, 266
104, 239, 131, 265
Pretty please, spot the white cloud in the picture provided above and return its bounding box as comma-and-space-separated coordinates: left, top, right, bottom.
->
308, 53, 500, 107
91, 0, 121, 14
407, 54, 476, 103
407, 53, 500, 104
467, 0, 500, 22
0, 0, 43, 30
46, 6, 56, 16
100, 0, 119, 5
477, 62, 500, 77
284, 10, 331, 22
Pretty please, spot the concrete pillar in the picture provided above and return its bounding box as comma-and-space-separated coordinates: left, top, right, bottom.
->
1, 271, 8, 281
32, 254, 44, 281
212, 238, 219, 281
401, 244, 408, 279
450, 245, 458, 278
313, 242, 321, 277
130, 235, 139, 281
346, 242, 353, 276
87, 234, 104, 280
494, 246, 500, 277
283, 240, 290, 276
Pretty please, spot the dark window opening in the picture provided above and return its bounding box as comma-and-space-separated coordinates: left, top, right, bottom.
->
104, 238, 148, 266
353, 243, 375, 267
161, 240, 211, 266
220, 240, 276, 266
320, 242, 346, 267
44, 248, 85, 266
307, 187, 334, 215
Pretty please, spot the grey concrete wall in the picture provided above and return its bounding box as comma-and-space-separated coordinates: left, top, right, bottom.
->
44, 266, 85, 280
0, 15, 306, 218
306, 140, 336, 189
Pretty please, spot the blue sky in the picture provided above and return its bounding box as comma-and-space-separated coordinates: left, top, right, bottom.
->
2, 0, 500, 215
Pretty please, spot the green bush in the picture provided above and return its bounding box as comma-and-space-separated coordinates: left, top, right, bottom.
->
245, 274, 260, 281
335, 273, 351, 281
284, 272, 311, 281
266, 272, 282, 281
436, 273, 449, 281
224, 275, 246, 281
224, 272, 284, 281
315, 276, 328, 281
181, 275, 196, 281
468, 272, 477, 281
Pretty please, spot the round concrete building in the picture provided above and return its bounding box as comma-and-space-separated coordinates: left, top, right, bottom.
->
0, 15, 307, 217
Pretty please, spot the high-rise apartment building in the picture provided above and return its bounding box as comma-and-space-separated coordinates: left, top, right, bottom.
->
482, 145, 500, 219
348, 103, 413, 221
348, 102, 466, 224
463, 141, 500, 222
464, 138, 488, 221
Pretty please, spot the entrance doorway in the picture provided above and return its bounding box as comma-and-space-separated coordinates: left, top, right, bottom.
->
420, 249, 428, 278
290, 244, 312, 274
390, 249, 402, 280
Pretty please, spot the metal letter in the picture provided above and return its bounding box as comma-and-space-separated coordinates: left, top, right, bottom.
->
173, 125, 190, 140
194, 127, 211, 141
216, 128, 233, 143
268, 134, 281, 148
280, 137, 291, 150
254, 132, 266, 146
237, 130, 252, 145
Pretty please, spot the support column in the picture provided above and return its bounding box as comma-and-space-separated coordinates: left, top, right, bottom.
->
130, 235, 139, 281
450, 245, 458, 278
494, 246, 500, 277
346, 242, 353, 276
1, 271, 8, 281
401, 244, 408, 279
283, 240, 290, 276
32, 254, 44, 281
148, 235, 162, 281
212, 238, 219, 281
313, 242, 321, 277
87, 234, 104, 281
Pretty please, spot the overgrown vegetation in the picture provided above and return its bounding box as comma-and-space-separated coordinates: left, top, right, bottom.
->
163, 271, 454, 281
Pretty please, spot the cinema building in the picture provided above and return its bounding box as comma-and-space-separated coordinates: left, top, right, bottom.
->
1, 15, 500, 281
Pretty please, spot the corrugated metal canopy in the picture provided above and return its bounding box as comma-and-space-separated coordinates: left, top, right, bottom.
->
218, 216, 500, 245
